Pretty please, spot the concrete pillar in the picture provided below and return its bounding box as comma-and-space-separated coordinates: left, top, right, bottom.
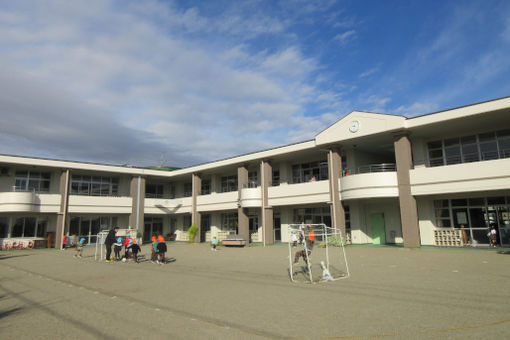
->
56, 169, 70, 249
261, 160, 274, 244
191, 173, 201, 243
237, 165, 249, 241
129, 176, 145, 237
328, 148, 346, 235
394, 133, 421, 247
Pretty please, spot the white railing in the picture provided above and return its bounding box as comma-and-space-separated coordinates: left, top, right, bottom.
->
343, 163, 396, 176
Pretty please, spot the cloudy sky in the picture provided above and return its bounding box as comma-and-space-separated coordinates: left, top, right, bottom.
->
1, 0, 509, 167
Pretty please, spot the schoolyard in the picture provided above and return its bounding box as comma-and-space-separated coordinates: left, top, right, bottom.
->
0, 243, 509, 339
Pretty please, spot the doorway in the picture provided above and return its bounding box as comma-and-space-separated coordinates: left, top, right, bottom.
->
273, 215, 281, 242
200, 214, 211, 242
370, 213, 386, 245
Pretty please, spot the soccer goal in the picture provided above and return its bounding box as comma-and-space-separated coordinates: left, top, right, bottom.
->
288, 223, 350, 284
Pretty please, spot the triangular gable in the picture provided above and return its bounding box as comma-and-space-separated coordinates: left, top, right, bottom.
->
315, 111, 406, 146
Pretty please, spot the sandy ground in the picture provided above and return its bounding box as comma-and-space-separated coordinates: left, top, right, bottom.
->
1, 243, 509, 340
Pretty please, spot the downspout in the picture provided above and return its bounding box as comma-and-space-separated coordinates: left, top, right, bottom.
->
136, 174, 142, 231
60, 169, 70, 250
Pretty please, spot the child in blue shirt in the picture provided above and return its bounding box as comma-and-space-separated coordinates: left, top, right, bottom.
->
211, 235, 218, 251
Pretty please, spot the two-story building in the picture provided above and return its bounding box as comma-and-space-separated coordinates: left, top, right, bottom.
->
1, 96, 509, 249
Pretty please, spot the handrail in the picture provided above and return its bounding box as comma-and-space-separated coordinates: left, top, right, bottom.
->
343, 163, 396, 176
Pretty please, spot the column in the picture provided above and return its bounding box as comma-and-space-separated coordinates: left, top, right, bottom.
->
394, 133, 421, 247
237, 165, 249, 241
261, 160, 274, 244
129, 176, 146, 237
328, 148, 346, 235
191, 173, 201, 243
56, 169, 70, 249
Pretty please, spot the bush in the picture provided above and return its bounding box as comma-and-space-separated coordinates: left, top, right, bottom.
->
188, 224, 198, 243
318, 236, 344, 248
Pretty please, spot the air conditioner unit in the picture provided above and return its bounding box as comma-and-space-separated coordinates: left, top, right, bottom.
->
0, 167, 9, 176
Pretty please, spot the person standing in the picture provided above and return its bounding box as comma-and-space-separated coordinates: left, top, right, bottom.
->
105, 227, 119, 262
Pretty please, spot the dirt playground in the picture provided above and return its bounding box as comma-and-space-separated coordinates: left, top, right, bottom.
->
1, 243, 509, 339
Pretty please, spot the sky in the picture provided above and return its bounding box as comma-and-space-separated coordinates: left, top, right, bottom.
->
1, 0, 509, 168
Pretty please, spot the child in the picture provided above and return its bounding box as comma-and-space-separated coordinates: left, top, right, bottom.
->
157, 235, 167, 263
74, 238, 86, 258
114, 237, 123, 261
131, 239, 141, 263
291, 230, 298, 248
151, 236, 159, 263
123, 233, 133, 259
63, 235, 68, 250
211, 235, 218, 251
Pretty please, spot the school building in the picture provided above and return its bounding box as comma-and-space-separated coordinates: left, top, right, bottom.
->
1, 97, 509, 249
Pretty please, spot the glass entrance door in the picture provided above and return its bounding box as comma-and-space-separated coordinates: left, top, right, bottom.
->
497, 206, 510, 246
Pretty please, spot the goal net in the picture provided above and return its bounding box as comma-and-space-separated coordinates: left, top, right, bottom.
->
288, 223, 350, 284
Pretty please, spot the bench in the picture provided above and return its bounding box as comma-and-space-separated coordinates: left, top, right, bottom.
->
221, 235, 247, 247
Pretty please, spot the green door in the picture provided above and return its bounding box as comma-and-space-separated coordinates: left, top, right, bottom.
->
371, 213, 386, 245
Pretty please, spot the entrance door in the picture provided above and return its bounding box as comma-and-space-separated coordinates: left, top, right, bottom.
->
200, 214, 211, 243
370, 213, 386, 245
273, 216, 281, 242
497, 206, 510, 246
249, 215, 258, 242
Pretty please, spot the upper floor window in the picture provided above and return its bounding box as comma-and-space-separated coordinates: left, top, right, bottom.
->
201, 179, 211, 195
15, 171, 51, 193
272, 170, 280, 186
70, 175, 119, 196
292, 161, 328, 183
221, 175, 238, 193
183, 183, 192, 197
427, 129, 510, 167
146, 184, 164, 198
248, 171, 258, 188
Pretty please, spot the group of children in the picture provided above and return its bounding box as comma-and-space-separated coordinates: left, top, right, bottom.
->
113, 233, 142, 262
150, 235, 168, 264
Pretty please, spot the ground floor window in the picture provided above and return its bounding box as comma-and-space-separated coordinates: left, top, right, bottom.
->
293, 207, 331, 227
0, 217, 8, 238
7, 217, 47, 238
68, 215, 118, 244
434, 196, 510, 246
221, 212, 238, 233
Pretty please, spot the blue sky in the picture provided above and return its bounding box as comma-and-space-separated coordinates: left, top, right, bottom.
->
0, 0, 509, 167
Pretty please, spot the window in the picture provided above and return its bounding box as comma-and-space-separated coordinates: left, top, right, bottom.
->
201, 179, 211, 195
427, 129, 510, 167
70, 175, 119, 196
14, 171, 51, 193
10, 217, 45, 238
292, 161, 328, 183
146, 184, 164, 198
183, 215, 192, 231
169, 185, 176, 199
497, 129, 510, 158
272, 170, 280, 186
183, 183, 192, 197
293, 207, 331, 227
68, 216, 118, 243
221, 175, 238, 192
248, 171, 258, 188
344, 205, 351, 232
221, 212, 238, 232
0, 217, 8, 238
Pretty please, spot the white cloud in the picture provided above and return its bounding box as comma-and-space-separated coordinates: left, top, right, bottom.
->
333, 30, 356, 45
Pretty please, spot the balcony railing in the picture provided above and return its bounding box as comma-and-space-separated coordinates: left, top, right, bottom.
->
343, 163, 396, 176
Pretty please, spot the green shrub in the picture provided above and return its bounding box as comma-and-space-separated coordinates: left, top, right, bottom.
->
188, 224, 198, 243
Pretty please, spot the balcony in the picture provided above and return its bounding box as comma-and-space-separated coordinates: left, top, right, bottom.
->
0, 187, 61, 213
343, 163, 396, 176
268, 180, 330, 206
196, 191, 238, 212
145, 197, 192, 214
240, 186, 262, 208
68, 195, 133, 214
340, 171, 399, 200
410, 157, 510, 196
